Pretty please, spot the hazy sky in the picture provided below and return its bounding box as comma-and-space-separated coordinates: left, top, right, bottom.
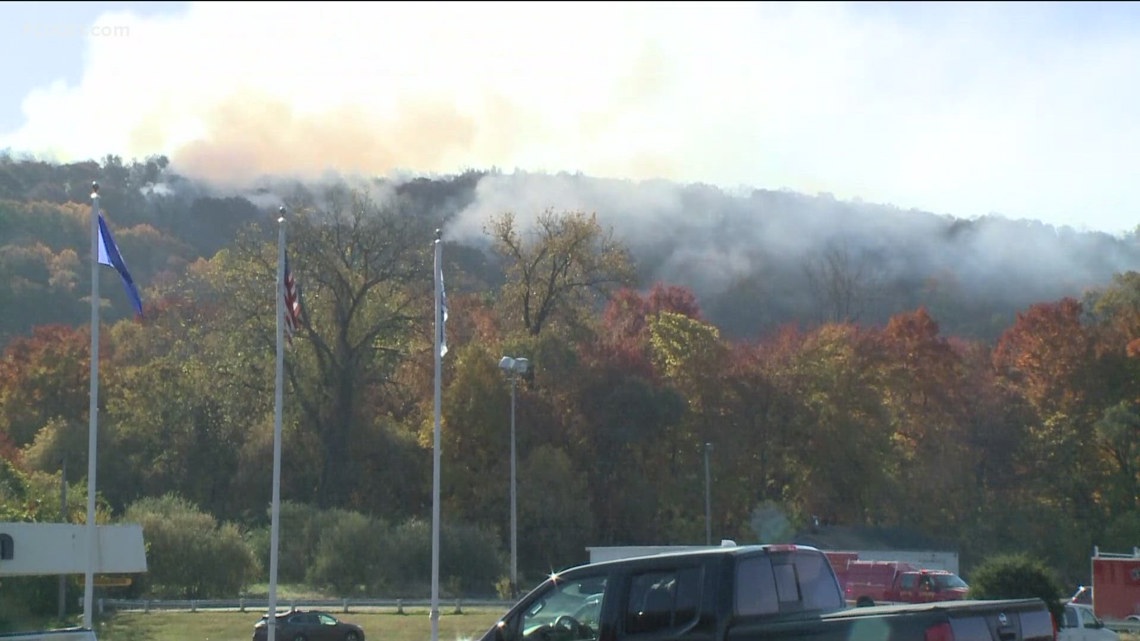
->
2, 1, 1139, 236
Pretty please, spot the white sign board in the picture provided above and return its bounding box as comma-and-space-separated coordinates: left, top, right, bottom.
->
0, 522, 146, 576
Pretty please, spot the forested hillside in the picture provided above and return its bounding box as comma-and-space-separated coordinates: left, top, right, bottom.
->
3, 154, 1138, 347
2, 154, 1139, 600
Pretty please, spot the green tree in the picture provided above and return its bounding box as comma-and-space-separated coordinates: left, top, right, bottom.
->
0, 242, 86, 341
0, 325, 91, 449
967, 553, 1064, 624
488, 209, 635, 337
572, 286, 703, 544
437, 341, 512, 528
380, 517, 505, 597
308, 510, 384, 594
518, 444, 594, 577
84, 295, 264, 518
765, 323, 892, 527
206, 185, 434, 510
124, 494, 257, 599
993, 299, 1100, 418
0, 461, 108, 623
715, 341, 795, 542
647, 311, 730, 541
247, 500, 324, 584
951, 340, 1039, 572
874, 308, 976, 538
1094, 402, 1140, 513
803, 241, 885, 325
993, 299, 1105, 575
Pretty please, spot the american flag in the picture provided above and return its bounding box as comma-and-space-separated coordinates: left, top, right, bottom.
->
284, 252, 301, 344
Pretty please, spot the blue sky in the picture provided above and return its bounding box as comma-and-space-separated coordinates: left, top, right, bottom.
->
0, 2, 189, 131
2, 1, 1139, 237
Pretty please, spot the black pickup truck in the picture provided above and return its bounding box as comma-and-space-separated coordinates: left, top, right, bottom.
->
477, 543, 1055, 641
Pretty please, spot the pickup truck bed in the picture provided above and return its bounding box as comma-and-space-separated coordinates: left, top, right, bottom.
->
777, 600, 1056, 641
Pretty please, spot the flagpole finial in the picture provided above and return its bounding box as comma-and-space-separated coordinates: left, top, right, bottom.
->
435, 228, 442, 242
91, 181, 99, 197
278, 206, 286, 224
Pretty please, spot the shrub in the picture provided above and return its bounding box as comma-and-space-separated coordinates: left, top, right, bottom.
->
968, 553, 1064, 623
247, 500, 326, 585
307, 511, 385, 594
381, 518, 505, 597
124, 493, 257, 598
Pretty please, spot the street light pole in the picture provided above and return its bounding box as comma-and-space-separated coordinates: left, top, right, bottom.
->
59, 456, 67, 620
704, 442, 713, 545
509, 371, 517, 598
499, 356, 529, 598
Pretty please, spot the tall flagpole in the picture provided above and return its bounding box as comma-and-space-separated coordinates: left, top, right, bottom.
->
268, 208, 287, 641
430, 229, 443, 641
84, 182, 101, 630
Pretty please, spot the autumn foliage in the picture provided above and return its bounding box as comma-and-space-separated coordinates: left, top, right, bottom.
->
6, 197, 1140, 595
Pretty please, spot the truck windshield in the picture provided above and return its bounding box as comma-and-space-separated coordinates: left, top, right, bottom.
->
932, 574, 968, 590
521, 575, 607, 641
735, 551, 844, 616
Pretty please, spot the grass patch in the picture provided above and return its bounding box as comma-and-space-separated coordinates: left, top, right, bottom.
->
93, 608, 505, 641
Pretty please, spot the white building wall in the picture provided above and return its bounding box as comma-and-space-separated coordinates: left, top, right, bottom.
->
849, 550, 959, 574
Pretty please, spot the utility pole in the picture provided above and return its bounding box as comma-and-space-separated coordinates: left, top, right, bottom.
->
704, 443, 713, 546
59, 456, 67, 620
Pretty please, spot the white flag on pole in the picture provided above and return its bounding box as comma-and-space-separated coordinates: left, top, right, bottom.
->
438, 248, 448, 358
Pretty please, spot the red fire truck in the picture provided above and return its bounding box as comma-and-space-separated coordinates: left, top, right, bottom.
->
1072, 547, 1140, 622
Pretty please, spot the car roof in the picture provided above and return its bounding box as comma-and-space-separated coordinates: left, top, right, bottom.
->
261, 608, 332, 617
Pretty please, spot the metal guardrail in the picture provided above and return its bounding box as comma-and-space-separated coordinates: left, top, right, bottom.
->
98, 597, 512, 615
1106, 620, 1140, 634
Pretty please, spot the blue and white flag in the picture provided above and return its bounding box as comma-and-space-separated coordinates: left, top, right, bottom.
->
97, 214, 143, 317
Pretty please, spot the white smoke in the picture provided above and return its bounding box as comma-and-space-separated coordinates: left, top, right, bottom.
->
3, 2, 1140, 234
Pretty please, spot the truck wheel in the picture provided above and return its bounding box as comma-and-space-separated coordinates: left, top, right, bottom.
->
856, 597, 875, 608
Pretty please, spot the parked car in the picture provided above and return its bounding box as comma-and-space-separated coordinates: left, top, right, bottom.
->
1058, 603, 1119, 641
252, 609, 365, 641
